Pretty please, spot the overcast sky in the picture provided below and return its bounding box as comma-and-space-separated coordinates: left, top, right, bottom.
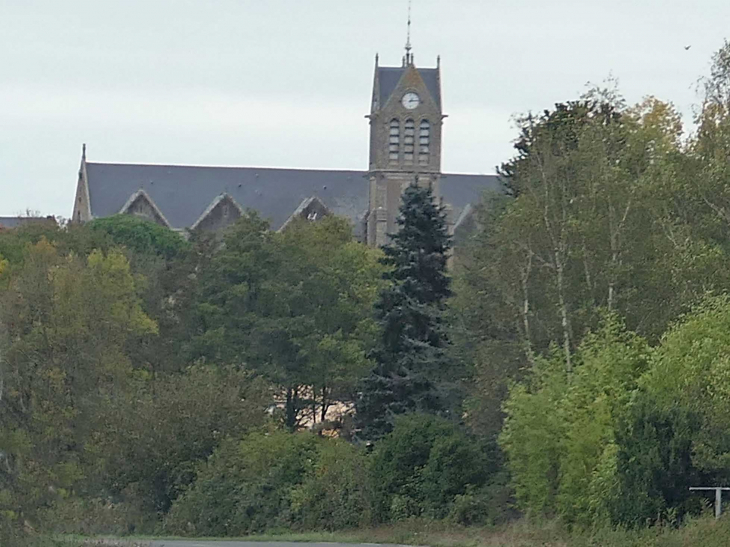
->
2, 0, 729, 218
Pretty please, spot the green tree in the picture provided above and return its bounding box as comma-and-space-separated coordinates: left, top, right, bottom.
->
609, 397, 703, 526
356, 182, 454, 439
499, 316, 648, 523
87, 214, 190, 260
82, 366, 271, 515
194, 214, 382, 430
0, 240, 157, 531
453, 90, 723, 442
604, 297, 730, 525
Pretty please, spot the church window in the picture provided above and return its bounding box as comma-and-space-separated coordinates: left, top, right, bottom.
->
404, 119, 415, 163
419, 120, 431, 165
389, 119, 400, 161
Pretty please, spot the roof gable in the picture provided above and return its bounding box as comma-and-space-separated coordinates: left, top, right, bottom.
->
376, 65, 441, 110
190, 193, 243, 232
279, 196, 332, 232
119, 189, 171, 228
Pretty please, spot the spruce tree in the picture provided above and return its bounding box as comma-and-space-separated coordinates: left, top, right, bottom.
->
356, 181, 453, 439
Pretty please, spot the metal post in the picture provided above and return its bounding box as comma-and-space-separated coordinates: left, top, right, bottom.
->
689, 486, 730, 519
717, 488, 723, 519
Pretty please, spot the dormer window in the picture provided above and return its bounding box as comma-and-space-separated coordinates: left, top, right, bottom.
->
389, 119, 400, 161
419, 120, 430, 165
404, 119, 415, 164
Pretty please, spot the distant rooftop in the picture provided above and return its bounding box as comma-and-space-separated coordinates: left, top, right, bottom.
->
85, 162, 501, 233
0, 216, 56, 229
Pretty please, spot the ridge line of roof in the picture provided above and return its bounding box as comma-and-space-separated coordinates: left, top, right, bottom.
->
378, 65, 438, 71
86, 161, 499, 178
441, 171, 500, 177
85, 161, 367, 174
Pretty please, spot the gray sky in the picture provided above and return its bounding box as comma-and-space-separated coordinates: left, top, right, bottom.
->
1, 0, 729, 218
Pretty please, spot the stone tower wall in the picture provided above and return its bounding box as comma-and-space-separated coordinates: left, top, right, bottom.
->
366, 61, 443, 246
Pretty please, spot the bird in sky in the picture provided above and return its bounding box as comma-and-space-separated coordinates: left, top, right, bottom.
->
685, 45, 692, 50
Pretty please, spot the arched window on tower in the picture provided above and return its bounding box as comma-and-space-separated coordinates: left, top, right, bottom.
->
404, 119, 415, 164
389, 119, 400, 161
419, 120, 431, 166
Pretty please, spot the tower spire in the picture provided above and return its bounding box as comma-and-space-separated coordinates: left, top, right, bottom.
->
404, 0, 413, 66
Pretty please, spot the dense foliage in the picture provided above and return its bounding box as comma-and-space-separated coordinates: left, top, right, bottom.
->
461, 40, 730, 527
164, 415, 501, 535
356, 183, 455, 439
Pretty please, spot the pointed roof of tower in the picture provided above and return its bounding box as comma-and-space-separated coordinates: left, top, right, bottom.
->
374, 65, 441, 110
371, 1, 441, 111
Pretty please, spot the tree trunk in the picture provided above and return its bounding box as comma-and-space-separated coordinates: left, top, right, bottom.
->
520, 247, 535, 365
320, 386, 329, 423
582, 240, 594, 303
556, 258, 572, 374
285, 387, 298, 432
533, 139, 573, 374
607, 198, 632, 311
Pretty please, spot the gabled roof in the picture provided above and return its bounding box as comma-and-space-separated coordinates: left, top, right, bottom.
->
279, 196, 331, 232
190, 193, 243, 231
84, 162, 502, 237
85, 163, 369, 233
119, 189, 172, 228
377, 66, 441, 109
439, 173, 502, 221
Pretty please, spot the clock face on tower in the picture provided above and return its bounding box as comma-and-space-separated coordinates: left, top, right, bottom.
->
401, 92, 420, 110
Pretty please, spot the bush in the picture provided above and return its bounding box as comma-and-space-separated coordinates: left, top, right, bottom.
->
370, 414, 500, 523
291, 439, 373, 530
38, 495, 153, 536
448, 471, 516, 526
164, 430, 322, 536
89, 366, 271, 516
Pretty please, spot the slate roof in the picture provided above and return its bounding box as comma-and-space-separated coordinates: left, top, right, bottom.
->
85, 163, 370, 232
0, 217, 24, 228
85, 163, 501, 233
0, 217, 56, 229
439, 173, 502, 219
378, 66, 441, 108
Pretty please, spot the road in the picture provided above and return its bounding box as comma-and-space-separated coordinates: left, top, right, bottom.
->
146, 542, 406, 547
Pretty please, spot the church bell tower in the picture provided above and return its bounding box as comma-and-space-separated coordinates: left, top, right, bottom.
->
365, 20, 443, 246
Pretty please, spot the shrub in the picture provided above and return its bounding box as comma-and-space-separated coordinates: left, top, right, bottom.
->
291, 439, 373, 530
164, 430, 321, 536
370, 414, 499, 523
448, 471, 516, 526
38, 495, 153, 536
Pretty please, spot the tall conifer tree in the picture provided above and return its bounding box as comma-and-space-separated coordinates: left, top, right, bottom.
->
356, 182, 453, 439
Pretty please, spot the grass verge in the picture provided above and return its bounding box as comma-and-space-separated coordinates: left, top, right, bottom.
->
64, 515, 730, 547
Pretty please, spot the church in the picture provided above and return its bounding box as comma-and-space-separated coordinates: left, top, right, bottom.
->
71, 44, 501, 245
